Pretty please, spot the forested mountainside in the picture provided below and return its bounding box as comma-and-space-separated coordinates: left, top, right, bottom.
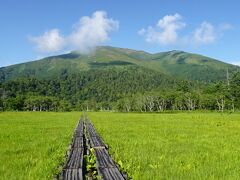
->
0, 46, 239, 112
0, 46, 237, 82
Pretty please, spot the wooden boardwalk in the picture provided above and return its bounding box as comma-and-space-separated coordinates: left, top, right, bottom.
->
60, 117, 125, 180
60, 119, 84, 180
86, 120, 125, 180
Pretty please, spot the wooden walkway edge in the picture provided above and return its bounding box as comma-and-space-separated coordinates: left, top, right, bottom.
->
59, 116, 125, 180
60, 119, 84, 180
86, 119, 125, 180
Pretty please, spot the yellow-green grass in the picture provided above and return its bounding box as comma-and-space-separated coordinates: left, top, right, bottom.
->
1, 112, 240, 180
88, 112, 240, 179
0, 112, 81, 180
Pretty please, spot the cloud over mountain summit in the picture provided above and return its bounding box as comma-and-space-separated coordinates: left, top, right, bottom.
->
29, 11, 119, 54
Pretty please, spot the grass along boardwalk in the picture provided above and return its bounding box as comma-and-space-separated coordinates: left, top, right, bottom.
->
86, 119, 125, 180
59, 116, 125, 180
1, 112, 240, 179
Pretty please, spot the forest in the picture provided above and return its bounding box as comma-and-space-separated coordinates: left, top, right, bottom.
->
0, 66, 239, 112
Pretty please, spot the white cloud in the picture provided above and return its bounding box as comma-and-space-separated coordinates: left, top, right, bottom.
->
138, 28, 146, 36
193, 22, 216, 44
139, 14, 232, 46
139, 13, 185, 45
29, 11, 118, 54
68, 11, 119, 53
29, 29, 65, 53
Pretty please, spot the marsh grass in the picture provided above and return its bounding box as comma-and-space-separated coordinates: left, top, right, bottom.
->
0, 112, 81, 180
88, 112, 240, 179
1, 112, 240, 179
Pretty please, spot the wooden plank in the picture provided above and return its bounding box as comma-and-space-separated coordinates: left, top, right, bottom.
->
61, 168, 83, 180
75, 120, 84, 137
65, 148, 84, 169
94, 148, 115, 168
98, 168, 125, 180
60, 119, 84, 180
60, 118, 125, 180
86, 123, 97, 137
87, 120, 125, 180
72, 137, 84, 148
74, 131, 83, 137
89, 135, 105, 148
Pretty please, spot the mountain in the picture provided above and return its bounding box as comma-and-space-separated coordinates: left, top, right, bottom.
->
0, 46, 238, 82
1, 46, 240, 112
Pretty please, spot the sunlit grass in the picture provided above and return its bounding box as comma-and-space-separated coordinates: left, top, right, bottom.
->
1, 112, 240, 179
88, 112, 240, 179
0, 112, 80, 180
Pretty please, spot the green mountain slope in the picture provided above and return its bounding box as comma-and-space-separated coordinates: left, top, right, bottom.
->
0, 46, 238, 82
148, 50, 237, 81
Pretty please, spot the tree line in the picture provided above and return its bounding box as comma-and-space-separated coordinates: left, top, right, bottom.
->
0, 66, 239, 112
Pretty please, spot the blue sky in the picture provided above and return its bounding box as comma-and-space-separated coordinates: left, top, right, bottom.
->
0, 0, 240, 67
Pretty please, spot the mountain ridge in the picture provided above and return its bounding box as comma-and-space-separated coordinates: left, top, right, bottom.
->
1, 46, 235, 68
0, 46, 238, 82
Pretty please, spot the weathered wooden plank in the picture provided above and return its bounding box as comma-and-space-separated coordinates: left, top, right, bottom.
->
89, 135, 105, 148
61, 118, 125, 180
75, 120, 84, 137
61, 168, 83, 180
88, 130, 97, 137
87, 120, 125, 179
60, 119, 84, 180
98, 168, 125, 180
74, 131, 83, 137
86, 123, 97, 137
72, 137, 84, 148
94, 148, 115, 168
65, 148, 84, 169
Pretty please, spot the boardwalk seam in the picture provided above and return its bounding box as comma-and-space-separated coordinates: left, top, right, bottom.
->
58, 115, 126, 180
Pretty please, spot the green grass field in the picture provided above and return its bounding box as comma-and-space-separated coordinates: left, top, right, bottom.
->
0, 112, 81, 180
0, 112, 240, 179
88, 112, 240, 179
